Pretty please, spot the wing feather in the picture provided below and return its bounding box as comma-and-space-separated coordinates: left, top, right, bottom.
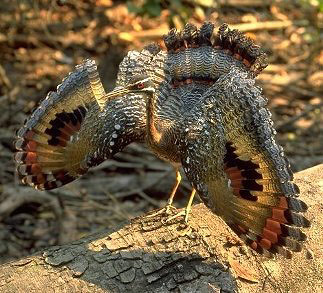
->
15, 60, 146, 190
181, 69, 309, 258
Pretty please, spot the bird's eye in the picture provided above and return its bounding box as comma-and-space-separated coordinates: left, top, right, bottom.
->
137, 82, 145, 89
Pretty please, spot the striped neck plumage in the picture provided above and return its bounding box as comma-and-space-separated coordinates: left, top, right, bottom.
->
145, 89, 162, 146
124, 74, 162, 146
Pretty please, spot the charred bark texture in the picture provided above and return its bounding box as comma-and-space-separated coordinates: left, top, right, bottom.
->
0, 165, 322, 293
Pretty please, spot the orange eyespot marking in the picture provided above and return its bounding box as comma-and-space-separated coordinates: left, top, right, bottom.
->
259, 238, 272, 250
265, 218, 282, 234
262, 228, 278, 244
272, 208, 287, 223
26, 141, 37, 152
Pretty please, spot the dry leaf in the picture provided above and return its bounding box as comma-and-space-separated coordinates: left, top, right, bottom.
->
228, 257, 259, 283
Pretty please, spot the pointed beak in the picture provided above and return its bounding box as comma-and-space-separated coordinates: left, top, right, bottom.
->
106, 87, 131, 100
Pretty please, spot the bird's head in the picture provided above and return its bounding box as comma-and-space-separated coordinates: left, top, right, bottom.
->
106, 74, 155, 100
127, 74, 155, 94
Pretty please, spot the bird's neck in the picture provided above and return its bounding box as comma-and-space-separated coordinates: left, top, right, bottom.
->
145, 91, 181, 164
146, 92, 162, 147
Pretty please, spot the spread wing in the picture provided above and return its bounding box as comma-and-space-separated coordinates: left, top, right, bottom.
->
15, 60, 146, 190
181, 70, 309, 258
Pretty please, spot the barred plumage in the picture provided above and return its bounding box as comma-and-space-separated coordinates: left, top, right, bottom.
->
14, 22, 309, 258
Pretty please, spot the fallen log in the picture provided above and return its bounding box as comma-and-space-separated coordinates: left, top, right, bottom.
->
0, 165, 322, 293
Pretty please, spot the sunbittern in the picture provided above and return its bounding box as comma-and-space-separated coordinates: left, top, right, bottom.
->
15, 22, 310, 258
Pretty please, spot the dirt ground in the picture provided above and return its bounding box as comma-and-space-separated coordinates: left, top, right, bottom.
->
0, 0, 322, 264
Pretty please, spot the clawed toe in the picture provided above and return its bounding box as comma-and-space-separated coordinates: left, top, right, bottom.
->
165, 210, 186, 223
146, 185, 196, 225
164, 208, 192, 224
146, 204, 177, 218
165, 204, 177, 214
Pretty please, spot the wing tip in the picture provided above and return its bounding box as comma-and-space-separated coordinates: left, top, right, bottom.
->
17, 168, 78, 190
232, 223, 307, 259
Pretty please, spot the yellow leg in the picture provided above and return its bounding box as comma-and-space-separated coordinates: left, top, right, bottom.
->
166, 188, 196, 223
184, 188, 196, 222
146, 168, 181, 218
165, 169, 181, 212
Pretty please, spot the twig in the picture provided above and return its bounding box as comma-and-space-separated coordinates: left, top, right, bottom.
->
277, 102, 323, 131
0, 185, 63, 221
118, 24, 169, 42
229, 20, 308, 32
104, 190, 133, 220
217, 0, 272, 6
137, 191, 161, 207
0, 64, 11, 88
287, 86, 320, 98
118, 20, 309, 42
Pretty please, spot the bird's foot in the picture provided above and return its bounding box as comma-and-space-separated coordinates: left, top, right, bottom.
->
165, 210, 186, 223
165, 207, 191, 224
146, 204, 177, 218
165, 188, 195, 223
165, 203, 177, 214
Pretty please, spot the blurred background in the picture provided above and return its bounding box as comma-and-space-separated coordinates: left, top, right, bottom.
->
0, 0, 322, 264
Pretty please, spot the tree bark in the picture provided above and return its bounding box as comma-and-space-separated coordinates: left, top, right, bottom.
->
0, 165, 322, 293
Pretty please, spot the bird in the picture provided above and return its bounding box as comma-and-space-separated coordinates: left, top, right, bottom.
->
14, 22, 310, 258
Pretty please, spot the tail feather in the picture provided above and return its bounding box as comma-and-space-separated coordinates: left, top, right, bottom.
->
163, 22, 268, 77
